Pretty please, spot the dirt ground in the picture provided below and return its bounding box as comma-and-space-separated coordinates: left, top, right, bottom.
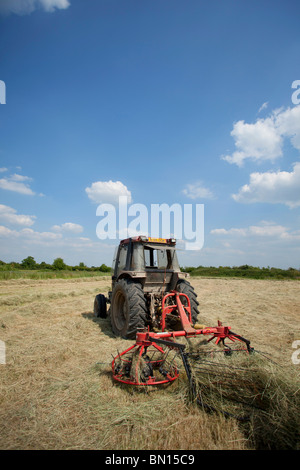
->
0, 276, 299, 450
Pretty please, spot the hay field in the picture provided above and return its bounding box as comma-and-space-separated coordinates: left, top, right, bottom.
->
0, 276, 299, 450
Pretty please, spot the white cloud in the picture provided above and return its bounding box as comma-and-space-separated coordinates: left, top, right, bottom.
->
275, 105, 300, 151
279, 230, 300, 241
232, 162, 300, 208
182, 181, 214, 200
9, 173, 33, 182
210, 227, 247, 236
0, 0, 70, 15
258, 102, 269, 113
222, 106, 300, 166
211, 221, 291, 239
0, 173, 35, 195
0, 223, 116, 267
209, 221, 300, 268
249, 223, 287, 237
222, 115, 282, 166
52, 222, 83, 234
0, 225, 99, 251
0, 226, 13, 237
0, 168, 8, 173
85, 180, 132, 205
0, 204, 36, 226
20, 228, 63, 241
0, 226, 62, 241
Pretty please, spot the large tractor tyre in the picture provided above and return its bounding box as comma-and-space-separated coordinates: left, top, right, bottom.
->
110, 279, 148, 339
94, 294, 107, 318
176, 279, 199, 325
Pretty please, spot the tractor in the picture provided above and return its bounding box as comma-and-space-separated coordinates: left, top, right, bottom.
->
93, 236, 199, 338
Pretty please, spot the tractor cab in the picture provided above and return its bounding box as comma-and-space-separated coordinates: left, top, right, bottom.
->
112, 236, 186, 294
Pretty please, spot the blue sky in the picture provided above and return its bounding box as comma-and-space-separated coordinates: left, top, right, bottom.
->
0, 0, 300, 268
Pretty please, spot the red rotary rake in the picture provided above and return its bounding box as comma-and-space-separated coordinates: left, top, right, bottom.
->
112, 291, 253, 388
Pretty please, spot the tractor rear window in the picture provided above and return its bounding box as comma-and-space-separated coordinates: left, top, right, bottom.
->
130, 243, 180, 271
144, 247, 175, 270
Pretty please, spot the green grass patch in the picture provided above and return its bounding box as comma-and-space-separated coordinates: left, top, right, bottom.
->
0, 270, 110, 280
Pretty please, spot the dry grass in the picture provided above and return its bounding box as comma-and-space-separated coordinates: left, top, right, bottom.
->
186, 343, 300, 449
0, 277, 299, 450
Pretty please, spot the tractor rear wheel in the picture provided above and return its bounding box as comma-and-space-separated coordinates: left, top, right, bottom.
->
110, 279, 148, 339
176, 279, 199, 324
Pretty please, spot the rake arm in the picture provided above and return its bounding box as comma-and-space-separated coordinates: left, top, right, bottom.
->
112, 290, 253, 387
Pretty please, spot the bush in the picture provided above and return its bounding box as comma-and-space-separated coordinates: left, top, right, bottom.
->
21, 256, 37, 270
52, 258, 67, 270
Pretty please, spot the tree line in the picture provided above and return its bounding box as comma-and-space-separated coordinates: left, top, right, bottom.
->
181, 264, 300, 280
1, 257, 299, 280
0, 256, 111, 272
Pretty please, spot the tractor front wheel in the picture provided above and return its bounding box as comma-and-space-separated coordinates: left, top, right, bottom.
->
94, 294, 107, 318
